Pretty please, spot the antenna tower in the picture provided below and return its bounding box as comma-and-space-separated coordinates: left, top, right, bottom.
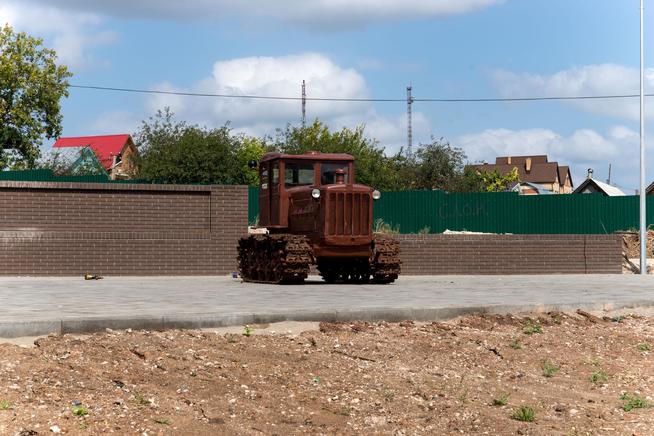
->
406, 84, 414, 158
301, 80, 306, 127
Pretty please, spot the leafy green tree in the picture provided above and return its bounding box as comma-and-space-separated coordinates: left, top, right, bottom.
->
455, 166, 520, 192
273, 119, 398, 190
233, 136, 270, 185
410, 138, 467, 191
133, 108, 239, 184
479, 167, 520, 192
0, 25, 72, 169
451, 165, 486, 192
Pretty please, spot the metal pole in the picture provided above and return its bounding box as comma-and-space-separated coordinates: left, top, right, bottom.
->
640, 0, 647, 275
406, 84, 413, 158
301, 80, 306, 127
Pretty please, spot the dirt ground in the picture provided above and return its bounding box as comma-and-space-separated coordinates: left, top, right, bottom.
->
621, 231, 654, 259
620, 231, 654, 273
1, 311, 653, 436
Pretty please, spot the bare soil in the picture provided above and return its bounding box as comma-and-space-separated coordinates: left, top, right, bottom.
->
621, 231, 654, 259
1, 312, 653, 435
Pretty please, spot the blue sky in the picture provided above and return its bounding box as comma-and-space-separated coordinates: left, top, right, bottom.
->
2, 0, 653, 191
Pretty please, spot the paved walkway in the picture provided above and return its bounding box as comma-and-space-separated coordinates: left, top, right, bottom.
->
0, 275, 652, 337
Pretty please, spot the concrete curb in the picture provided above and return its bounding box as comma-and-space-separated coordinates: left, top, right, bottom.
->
2, 299, 654, 338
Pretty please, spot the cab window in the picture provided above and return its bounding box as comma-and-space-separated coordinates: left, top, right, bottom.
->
260, 164, 269, 189
271, 161, 279, 187
321, 162, 350, 184
285, 162, 315, 187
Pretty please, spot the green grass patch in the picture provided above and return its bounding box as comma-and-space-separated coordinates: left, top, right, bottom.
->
620, 393, 650, 412
510, 338, 522, 349
492, 394, 509, 406
243, 325, 253, 337
590, 369, 608, 385
522, 320, 542, 335
72, 406, 88, 416
542, 361, 560, 378
134, 392, 151, 406
512, 406, 535, 422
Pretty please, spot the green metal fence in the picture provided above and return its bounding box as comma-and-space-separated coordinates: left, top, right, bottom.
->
247, 187, 654, 234
0, 169, 150, 184
248, 185, 260, 225
4, 173, 651, 234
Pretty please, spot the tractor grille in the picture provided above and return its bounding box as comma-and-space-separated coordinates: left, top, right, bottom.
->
326, 192, 370, 236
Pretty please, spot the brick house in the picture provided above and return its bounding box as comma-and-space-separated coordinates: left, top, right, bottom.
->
468, 155, 573, 194
53, 134, 138, 180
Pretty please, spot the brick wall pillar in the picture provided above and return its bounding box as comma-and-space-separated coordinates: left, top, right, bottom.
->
210, 185, 249, 274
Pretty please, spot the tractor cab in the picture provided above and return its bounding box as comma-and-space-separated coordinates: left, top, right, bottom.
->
257, 152, 350, 225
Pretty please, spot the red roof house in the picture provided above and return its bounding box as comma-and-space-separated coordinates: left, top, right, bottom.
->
53, 134, 138, 179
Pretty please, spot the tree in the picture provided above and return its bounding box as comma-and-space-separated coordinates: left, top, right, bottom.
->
455, 166, 520, 192
478, 167, 520, 192
133, 108, 239, 184
410, 138, 467, 191
273, 120, 399, 190
0, 25, 72, 169
233, 136, 270, 186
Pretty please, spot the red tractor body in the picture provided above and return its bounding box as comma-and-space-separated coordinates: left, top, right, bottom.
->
238, 151, 399, 284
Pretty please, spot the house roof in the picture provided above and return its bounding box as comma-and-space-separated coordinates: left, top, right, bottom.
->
496, 155, 548, 165
261, 152, 354, 163
572, 178, 625, 196
53, 134, 132, 171
467, 155, 575, 188
647, 181, 654, 195
558, 166, 572, 187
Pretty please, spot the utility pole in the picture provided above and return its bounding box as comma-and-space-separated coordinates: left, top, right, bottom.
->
607, 164, 612, 185
301, 80, 306, 127
406, 84, 414, 158
639, 0, 647, 275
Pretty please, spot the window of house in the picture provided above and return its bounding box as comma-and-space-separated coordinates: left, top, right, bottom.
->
320, 163, 349, 184
284, 162, 314, 187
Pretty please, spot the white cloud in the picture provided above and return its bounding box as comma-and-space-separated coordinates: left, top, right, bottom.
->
88, 110, 140, 135
21, 0, 504, 27
455, 126, 643, 188
492, 64, 654, 121
142, 53, 430, 152
0, 1, 116, 70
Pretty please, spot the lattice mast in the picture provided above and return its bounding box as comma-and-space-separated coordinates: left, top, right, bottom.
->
406, 84, 414, 158
301, 80, 307, 127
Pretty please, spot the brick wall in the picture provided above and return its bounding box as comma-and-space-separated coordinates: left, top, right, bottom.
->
397, 234, 622, 274
0, 181, 247, 276
0, 181, 622, 275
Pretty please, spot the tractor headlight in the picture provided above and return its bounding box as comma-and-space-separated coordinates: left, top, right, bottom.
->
372, 190, 381, 200
311, 188, 321, 199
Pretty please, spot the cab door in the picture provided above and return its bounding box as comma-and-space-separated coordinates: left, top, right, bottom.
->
258, 163, 270, 225
269, 160, 280, 226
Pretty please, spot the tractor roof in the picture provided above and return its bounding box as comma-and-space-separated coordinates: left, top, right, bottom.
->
261, 151, 354, 163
